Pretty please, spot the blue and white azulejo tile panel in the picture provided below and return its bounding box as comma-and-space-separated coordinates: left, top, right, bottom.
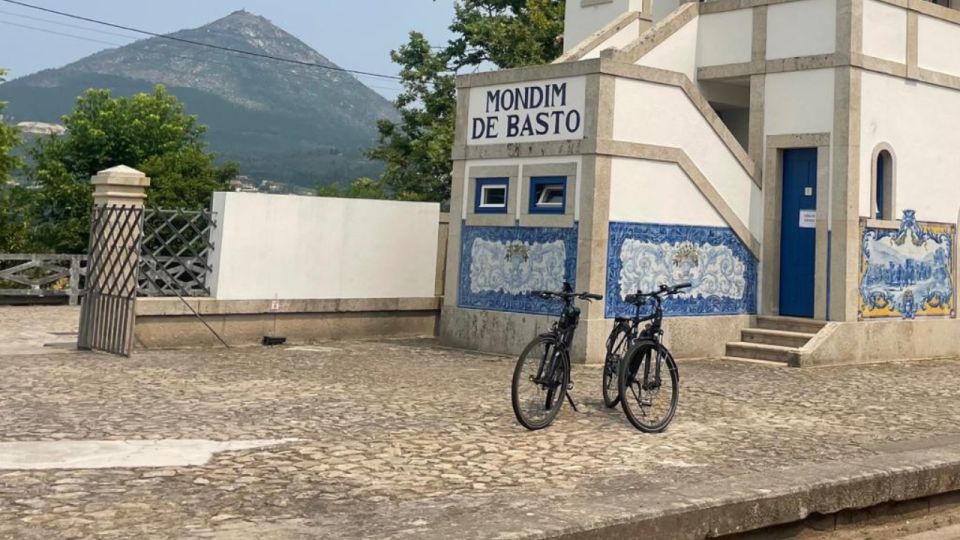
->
859, 210, 955, 320
458, 225, 578, 315
605, 222, 757, 318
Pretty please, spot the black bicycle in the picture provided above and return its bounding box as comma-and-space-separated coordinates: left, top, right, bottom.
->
602, 290, 653, 408
617, 283, 691, 433
511, 282, 603, 430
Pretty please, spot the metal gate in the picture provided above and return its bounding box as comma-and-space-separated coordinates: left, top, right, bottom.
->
78, 205, 144, 356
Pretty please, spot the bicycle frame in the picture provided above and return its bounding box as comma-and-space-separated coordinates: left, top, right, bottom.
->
534, 297, 581, 409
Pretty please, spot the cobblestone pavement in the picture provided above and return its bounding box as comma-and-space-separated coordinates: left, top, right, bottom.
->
2, 331, 960, 538
0, 306, 79, 356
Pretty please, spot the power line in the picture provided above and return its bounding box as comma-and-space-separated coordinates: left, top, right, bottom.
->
0, 8, 140, 40
0, 19, 404, 95
0, 19, 123, 47
0, 0, 403, 81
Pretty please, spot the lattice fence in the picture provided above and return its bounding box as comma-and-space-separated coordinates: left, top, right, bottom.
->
138, 208, 216, 297
0, 254, 87, 305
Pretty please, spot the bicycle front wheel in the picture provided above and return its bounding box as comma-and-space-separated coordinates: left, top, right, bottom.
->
618, 341, 679, 433
511, 336, 569, 430
603, 323, 629, 408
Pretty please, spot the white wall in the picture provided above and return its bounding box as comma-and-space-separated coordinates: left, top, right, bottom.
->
635, 16, 700, 81
918, 15, 960, 78
609, 158, 725, 226
764, 68, 836, 136
766, 0, 837, 60
862, 0, 907, 65
613, 78, 763, 238
581, 19, 643, 60
859, 71, 960, 222
697, 10, 754, 67
653, 0, 681, 23
209, 193, 440, 300
564, 0, 645, 52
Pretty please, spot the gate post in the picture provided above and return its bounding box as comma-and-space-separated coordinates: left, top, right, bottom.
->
78, 166, 151, 355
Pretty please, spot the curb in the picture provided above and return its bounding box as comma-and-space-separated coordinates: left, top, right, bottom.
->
542, 439, 960, 539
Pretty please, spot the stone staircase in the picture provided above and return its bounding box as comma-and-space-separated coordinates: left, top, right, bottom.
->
724, 316, 827, 366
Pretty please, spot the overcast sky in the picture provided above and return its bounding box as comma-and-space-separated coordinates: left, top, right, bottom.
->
0, 0, 457, 99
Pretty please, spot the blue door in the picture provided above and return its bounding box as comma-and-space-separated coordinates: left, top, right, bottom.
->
779, 148, 818, 318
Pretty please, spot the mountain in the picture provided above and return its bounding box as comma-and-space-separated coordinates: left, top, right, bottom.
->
0, 10, 398, 188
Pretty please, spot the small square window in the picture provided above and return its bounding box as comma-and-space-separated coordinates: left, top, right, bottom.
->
529, 176, 567, 215
475, 177, 509, 214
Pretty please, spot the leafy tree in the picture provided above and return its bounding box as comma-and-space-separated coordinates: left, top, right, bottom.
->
0, 68, 27, 253
0, 68, 19, 187
368, 0, 565, 203
316, 177, 388, 200
24, 86, 237, 253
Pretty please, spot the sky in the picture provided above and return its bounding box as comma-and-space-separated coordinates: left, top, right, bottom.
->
0, 0, 457, 99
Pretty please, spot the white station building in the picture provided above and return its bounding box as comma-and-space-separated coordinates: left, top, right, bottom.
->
440, 0, 960, 366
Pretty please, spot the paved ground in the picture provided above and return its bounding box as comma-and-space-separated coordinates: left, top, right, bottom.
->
0, 306, 79, 356
3, 307, 960, 538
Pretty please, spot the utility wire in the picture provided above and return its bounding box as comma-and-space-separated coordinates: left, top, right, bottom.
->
0, 8, 140, 40
0, 19, 404, 95
0, 0, 403, 81
0, 19, 122, 47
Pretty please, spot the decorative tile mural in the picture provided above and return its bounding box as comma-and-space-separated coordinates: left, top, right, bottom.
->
458, 225, 578, 315
859, 210, 955, 320
605, 222, 757, 318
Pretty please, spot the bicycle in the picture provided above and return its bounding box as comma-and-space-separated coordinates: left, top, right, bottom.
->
511, 282, 603, 431
602, 290, 653, 408
617, 283, 691, 433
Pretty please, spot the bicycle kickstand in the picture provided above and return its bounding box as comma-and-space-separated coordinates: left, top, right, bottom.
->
566, 391, 579, 412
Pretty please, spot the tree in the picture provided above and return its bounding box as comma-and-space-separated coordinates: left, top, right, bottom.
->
0, 68, 19, 187
24, 86, 237, 253
368, 0, 565, 203
316, 177, 388, 200
0, 68, 27, 253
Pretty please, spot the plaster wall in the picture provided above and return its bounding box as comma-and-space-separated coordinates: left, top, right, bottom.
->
653, 0, 681, 23
608, 158, 725, 226
613, 78, 763, 238
918, 15, 960, 78
697, 10, 754, 67
582, 19, 644, 60
765, 0, 837, 60
634, 16, 700, 82
565, 0, 645, 52
862, 0, 907, 65
764, 69, 836, 137
208, 193, 440, 300
858, 71, 960, 222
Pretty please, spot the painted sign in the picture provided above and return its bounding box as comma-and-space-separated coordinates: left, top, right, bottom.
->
859, 210, 955, 320
467, 77, 586, 145
799, 209, 817, 229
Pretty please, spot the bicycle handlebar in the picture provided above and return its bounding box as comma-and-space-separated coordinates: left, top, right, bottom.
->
530, 290, 604, 302
623, 283, 693, 306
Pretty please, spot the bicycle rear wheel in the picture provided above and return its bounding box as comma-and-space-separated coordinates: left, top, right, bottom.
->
618, 341, 679, 433
603, 323, 629, 408
511, 336, 569, 430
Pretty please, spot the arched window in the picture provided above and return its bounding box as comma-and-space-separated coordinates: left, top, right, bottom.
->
874, 148, 894, 220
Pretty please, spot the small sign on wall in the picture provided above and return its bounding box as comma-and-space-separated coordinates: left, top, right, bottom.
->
467, 77, 586, 146
799, 209, 817, 229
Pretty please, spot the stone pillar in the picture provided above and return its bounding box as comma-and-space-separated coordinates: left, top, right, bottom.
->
78, 166, 151, 355
91, 165, 151, 207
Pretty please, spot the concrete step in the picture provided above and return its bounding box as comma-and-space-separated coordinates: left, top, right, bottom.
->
741, 328, 817, 348
720, 356, 789, 367
756, 316, 827, 334
725, 342, 799, 364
